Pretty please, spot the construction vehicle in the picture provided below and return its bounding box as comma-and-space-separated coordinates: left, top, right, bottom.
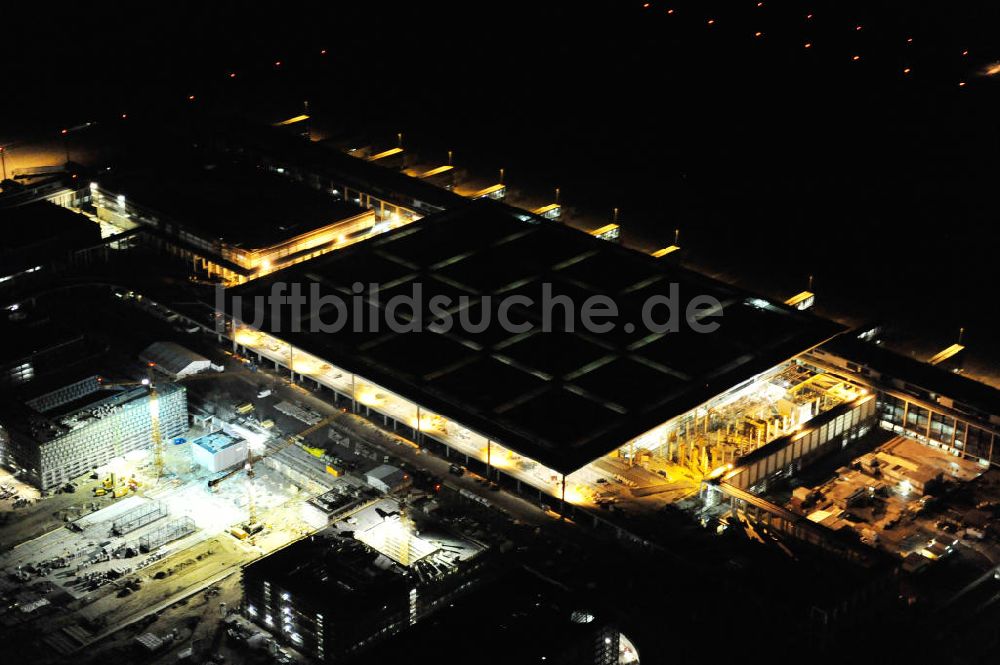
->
228, 527, 249, 540
208, 414, 337, 537
235, 402, 255, 415
94, 471, 140, 499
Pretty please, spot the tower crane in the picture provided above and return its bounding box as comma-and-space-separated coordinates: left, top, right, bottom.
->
98, 364, 229, 484
97, 362, 165, 481
208, 413, 337, 535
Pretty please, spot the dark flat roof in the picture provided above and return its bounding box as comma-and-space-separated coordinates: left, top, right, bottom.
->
224, 202, 843, 473
822, 335, 1000, 419
0, 200, 100, 267
0, 312, 83, 366
364, 566, 611, 664
243, 535, 408, 611
209, 117, 468, 213
100, 158, 365, 249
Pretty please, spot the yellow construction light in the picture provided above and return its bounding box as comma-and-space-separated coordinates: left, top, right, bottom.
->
418, 165, 453, 178
590, 223, 620, 237
929, 343, 964, 366
487, 449, 516, 469
707, 463, 733, 480
651, 245, 680, 258
458, 183, 505, 200
532, 203, 561, 216
234, 328, 261, 347
784, 291, 815, 310
368, 147, 403, 161
274, 114, 310, 126
563, 484, 590, 505
407, 413, 446, 432
355, 387, 385, 407
291, 358, 321, 375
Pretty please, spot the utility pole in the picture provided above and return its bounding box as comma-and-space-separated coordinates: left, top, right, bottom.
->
61, 129, 71, 164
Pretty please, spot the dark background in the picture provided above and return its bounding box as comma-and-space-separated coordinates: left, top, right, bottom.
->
3, 1, 998, 369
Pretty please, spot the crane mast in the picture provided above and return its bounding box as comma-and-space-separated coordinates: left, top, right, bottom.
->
146, 364, 164, 481
208, 414, 337, 533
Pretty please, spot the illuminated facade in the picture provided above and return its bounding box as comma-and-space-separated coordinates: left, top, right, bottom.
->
242, 516, 492, 662
220, 203, 845, 511
64, 182, 381, 285
0, 375, 187, 489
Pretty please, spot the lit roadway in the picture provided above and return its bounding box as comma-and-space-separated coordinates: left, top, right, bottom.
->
220, 356, 554, 527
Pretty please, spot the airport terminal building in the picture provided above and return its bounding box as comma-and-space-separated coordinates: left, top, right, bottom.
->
218, 202, 870, 510
58, 155, 384, 286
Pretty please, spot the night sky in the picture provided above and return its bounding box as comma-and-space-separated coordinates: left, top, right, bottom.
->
4, 1, 999, 368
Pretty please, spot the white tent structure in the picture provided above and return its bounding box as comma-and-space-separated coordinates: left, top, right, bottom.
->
140, 341, 212, 379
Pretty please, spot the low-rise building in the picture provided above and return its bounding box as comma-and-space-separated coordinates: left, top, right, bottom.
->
140, 341, 213, 379
364, 464, 410, 493
191, 431, 247, 473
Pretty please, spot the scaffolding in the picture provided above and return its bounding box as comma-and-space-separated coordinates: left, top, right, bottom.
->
612, 362, 867, 477
111, 500, 167, 536
137, 517, 196, 553
22, 380, 188, 490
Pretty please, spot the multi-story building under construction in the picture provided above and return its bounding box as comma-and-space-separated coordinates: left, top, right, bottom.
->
0, 373, 188, 489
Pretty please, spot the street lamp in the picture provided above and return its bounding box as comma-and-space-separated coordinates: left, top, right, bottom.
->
61, 129, 71, 163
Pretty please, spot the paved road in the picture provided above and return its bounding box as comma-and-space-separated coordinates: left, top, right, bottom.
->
209, 356, 556, 528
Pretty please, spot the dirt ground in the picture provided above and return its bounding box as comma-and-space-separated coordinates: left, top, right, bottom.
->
0, 468, 112, 551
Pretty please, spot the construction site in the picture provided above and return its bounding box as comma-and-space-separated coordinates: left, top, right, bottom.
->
0, 327, 363, 664
561, 360, 871, 510
241, 495, 507, 662
3, 90, 1000, 663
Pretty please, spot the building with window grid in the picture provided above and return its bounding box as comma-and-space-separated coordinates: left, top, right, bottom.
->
0, 373, 188, 489
218, 201, 852, 513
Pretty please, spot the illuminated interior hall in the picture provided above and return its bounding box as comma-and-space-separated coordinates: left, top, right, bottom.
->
219, 202, 855, 512
53, 155, 400, 286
